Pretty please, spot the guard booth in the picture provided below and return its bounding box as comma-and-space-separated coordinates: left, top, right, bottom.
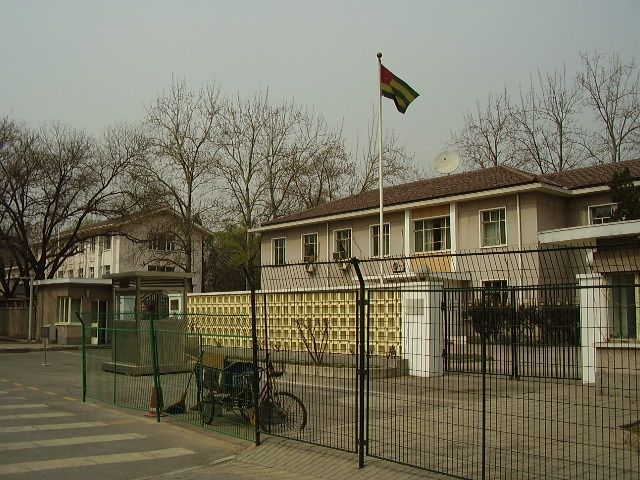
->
103, 271, 194, 374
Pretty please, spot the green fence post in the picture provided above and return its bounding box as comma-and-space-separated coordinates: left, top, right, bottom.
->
75, 311, 87, 402
149, 315, 162, 422
251, 287, 260, 446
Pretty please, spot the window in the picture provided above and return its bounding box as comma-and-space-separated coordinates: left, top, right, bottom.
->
302, 233, 318, 262
334, 229, 352, 259
89, 266, 95, 278
415, 217, 450, 253
370, 223, 390, 257
78, 267, 84, 278
148, 265, 176, 272
610, 274, 637, 339
272, 238, 286, 266
148, 233, 176, 252
88, 238, 96, 252
102, 235, 112, 250
481, 208, 506, 247
102, 265, 111, 276
58, 297, 82, 323
482, 279, 509, 306
67, 269, 74, 278
589, 204, 616, 225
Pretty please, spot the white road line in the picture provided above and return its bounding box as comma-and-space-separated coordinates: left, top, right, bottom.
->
0, 448, 195, 474
0, 396, 27, 401
0, 390, 7, 394
0, 433, 146, 451
0, 422, 106, 434
0, 412, 73, 420
0, 403, 49, 410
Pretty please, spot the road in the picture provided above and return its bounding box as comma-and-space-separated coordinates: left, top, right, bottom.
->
0, 350, 244, 480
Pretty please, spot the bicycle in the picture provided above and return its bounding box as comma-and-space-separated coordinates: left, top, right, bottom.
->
199, 358, 307, 434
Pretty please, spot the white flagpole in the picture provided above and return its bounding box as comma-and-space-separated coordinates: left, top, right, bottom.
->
377, 52, 384, 261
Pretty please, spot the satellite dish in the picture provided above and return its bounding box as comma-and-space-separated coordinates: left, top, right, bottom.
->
433, 150, 460, 175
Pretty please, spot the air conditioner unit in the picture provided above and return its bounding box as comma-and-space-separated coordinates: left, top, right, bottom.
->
305, 263, 316, 274
339, 261, 350, 271
392, 261, 406, 273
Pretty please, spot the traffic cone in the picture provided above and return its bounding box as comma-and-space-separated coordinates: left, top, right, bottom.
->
144, 386, 166, 418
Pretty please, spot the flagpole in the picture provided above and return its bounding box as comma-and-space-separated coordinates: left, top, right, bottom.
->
377, 52, 384, 262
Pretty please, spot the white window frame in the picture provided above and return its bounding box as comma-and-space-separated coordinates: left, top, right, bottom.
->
301, 233, 318, 262
102, 265, 111, 276
102, 235, 112, 251
148, 233, 176, 252
479, 207, 507, 248
272, 237, 286, 266
88, 266, 95, 278
369, 222, 390, 257
588, 203, 617, 225
413, 216, 451, 253
333, 228, 352, 259
58, 297, 82, 324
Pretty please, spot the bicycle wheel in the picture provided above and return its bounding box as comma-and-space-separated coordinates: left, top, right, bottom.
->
262, 392, 307, 433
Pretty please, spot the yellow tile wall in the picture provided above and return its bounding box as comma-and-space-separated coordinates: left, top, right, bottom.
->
187, 290, 402, 356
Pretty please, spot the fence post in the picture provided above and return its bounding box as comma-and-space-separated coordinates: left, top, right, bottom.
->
510, 288, 519, 380
352, 258, 367, 469
149, 315, 162, 422
481, 328, 487, 480
76, 311, 87, 402
250, 286, 261, 447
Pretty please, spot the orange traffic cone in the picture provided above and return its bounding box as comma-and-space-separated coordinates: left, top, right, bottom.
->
144, 386, 166, 418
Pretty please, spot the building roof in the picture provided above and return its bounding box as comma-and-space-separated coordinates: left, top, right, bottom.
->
260, 158, 640, 228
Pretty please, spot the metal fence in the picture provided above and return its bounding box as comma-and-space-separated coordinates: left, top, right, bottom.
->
81, 243, 640, 479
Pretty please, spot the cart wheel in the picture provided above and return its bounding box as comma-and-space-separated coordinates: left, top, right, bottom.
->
200, 389, 218, 425
262, 392, 307, 433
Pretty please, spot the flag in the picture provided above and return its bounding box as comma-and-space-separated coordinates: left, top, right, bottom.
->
380, 64, 419, 113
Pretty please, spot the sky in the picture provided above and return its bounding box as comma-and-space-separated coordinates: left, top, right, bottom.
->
1, 0, 639, 175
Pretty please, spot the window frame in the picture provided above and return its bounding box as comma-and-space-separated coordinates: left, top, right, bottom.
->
102, 235, 112, 251
301, 233, 318, 262
148, 233, 176, 252
57, 297, 82, 324
608, 273, 638, 340
272, 237, 286, 266
588, 203, 617, 225
333, 228, 352, 259
413, 216, 451, 253
479, 207, 507, 248
369, 222, 391, 258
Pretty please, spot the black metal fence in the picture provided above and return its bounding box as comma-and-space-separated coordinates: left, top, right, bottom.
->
82, 243, 640, 479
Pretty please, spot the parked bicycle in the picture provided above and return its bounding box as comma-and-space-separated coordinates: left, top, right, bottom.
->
198, 356, 307, 434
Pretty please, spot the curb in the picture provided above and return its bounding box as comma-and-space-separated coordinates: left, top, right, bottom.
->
0, 344, 82, 354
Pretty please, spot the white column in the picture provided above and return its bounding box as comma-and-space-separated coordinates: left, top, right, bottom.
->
577, 273, 607, 384
402, 283, 443, 377
449, 202, 458, 272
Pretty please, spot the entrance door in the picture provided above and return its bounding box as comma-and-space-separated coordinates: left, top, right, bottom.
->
90, 300, 109, 345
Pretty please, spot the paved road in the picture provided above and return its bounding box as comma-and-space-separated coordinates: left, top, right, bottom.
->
0, 350, 243, 479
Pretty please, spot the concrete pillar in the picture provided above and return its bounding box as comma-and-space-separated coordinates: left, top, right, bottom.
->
402, 283, 443, 377
577, 273, 607, 384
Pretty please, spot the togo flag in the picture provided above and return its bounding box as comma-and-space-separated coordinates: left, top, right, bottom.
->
380, 64, 419, 114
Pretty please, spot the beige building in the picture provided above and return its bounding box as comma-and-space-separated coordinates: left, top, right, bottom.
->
252, 160, 640, 346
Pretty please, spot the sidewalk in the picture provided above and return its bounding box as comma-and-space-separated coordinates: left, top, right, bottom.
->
0, 337, 81, 353
149, 436, 449, 480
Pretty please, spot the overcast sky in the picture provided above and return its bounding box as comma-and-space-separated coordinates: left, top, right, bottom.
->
1, 0, 639, 175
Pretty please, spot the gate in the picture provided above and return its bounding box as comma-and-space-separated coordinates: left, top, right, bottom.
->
443, 287, 581, 380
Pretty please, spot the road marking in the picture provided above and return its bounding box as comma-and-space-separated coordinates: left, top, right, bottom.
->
0, 433, 146, 451
45, 391, 57, 396
27, 386, 38, 391
0, 422, 106, 434
0, 378, 8, 382
0, 403, 49, 410
13, 383, 23, 387
0, 447, 195, 474
0, 390, 7, 394
63, 396, 77, 401
0, 412, 73, 420
0, 396, 27, 401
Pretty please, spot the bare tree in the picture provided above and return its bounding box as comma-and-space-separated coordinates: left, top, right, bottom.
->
511, 68, 587, 173
140, 78, 222, 277
347, 112, 417, 194
450, 89, 516, 169
578, 51, 640, 163
0, 121, 146, 281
